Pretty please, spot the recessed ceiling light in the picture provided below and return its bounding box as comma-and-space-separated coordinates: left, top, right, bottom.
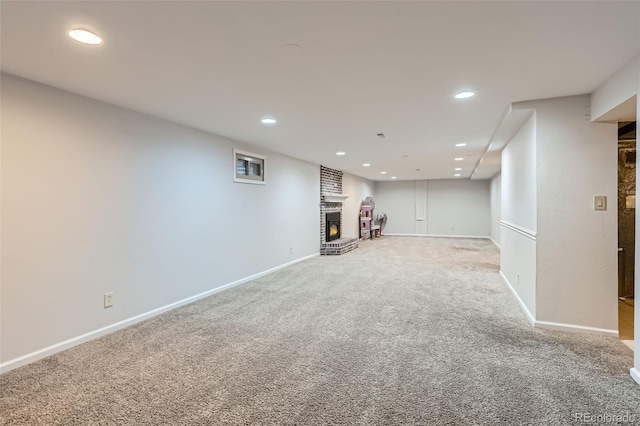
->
454, 157, 464, 161
454, 167, 462, 171
279, 43, 303, 56
380, 171, 387, 175
68, 28, 102, 45
362, 163, 371, 167
391, 176, 397, 179
336, 151, 346, 156
455, 143, 467, 147
454, 90, 475, 99
261, 117, 277, 124
454, 174, 461, 177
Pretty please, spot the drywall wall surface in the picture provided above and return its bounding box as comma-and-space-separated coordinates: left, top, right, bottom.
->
375, 179, 490, 237
501, 115, 537, 233
490, 173, 502, 247
591, 55, 639, 122
414, 180, 429, 235
426, 180, 490, 236
500, 227, 536, 320
636, 81, 640, 376
1, 74, 320, 364
499, 114, 537, 319
373, 181, 417, 235
342, 173, 375, 239
533, 95, 618, 331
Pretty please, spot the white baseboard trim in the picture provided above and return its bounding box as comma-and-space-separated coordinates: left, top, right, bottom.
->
0, 253, 320, 374
497, 271, 617, 337
500, 271, 618, 337
383, 233, 490, 239
631, 368, 640, 385
533, 320, 619, 338
489, 237, 500, 249
499, 270, 535, 324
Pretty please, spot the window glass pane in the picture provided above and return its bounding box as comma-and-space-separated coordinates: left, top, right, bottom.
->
236, 159, 248, 175
249, 162, 261, 176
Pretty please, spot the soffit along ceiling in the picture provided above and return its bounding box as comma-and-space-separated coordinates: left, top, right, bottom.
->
2, 1, 639, 181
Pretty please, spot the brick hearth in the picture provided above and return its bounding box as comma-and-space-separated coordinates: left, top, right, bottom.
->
321, 237, 359, 255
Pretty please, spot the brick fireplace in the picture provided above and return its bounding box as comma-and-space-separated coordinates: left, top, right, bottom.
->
320, 166, 358, 255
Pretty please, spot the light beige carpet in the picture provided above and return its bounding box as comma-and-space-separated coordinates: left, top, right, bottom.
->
1, 236, 638, 425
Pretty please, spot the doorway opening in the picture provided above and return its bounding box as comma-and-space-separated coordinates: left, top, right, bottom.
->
618, 121, 636, 350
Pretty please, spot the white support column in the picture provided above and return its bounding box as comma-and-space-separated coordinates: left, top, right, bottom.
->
632, 77, 640, 386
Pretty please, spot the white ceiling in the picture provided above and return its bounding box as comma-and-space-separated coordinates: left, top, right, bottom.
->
2, 1, 639, 181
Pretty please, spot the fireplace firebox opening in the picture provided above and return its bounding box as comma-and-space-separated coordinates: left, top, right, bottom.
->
326, 212, 341, 242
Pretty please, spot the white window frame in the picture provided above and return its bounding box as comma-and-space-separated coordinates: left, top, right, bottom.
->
233, 149, 266, 185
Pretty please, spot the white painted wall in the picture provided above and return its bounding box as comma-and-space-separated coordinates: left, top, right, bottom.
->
490, 173, 501, 247
531, 95, 618, 332
635, 75, 640, 382
342, 173, 375, 239
591, 55, 639, 121
414, 180, 428, 235
374, 179, 490, 237
501, 115, 537, 233
592, 53, 640, 383
500, 97, 618, 333
500, 227, 536, 322
500, 114, 537, 319
373, 181, 416, 235
0, 74, 320, 369
427, 180, 490, 236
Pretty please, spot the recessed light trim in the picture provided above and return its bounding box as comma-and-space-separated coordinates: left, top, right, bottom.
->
454, 168, 462, 171
391, 176, 397, 179
454, 157, 464, 161
336, 151, 346, 156
380, 171, 387, 175
68, 28, 102, 45
454, 174, 461, 177
455, 143, 467, 147
261, 117, 277, 124
454, 90, 475, 99
362, 163, 371, 167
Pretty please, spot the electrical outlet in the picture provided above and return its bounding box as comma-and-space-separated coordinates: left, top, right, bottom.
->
104, 292, 114, 308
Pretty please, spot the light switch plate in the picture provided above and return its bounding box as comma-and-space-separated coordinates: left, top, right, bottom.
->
594, 195, 607, 211
104, 292, 114, 308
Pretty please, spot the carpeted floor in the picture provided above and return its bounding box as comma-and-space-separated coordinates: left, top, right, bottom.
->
1, 236, 638, 425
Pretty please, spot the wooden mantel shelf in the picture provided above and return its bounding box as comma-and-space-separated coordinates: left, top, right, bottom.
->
322, 193, 349, 203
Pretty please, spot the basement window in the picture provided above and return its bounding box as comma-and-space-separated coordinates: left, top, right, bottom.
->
234, 149, 266, 185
